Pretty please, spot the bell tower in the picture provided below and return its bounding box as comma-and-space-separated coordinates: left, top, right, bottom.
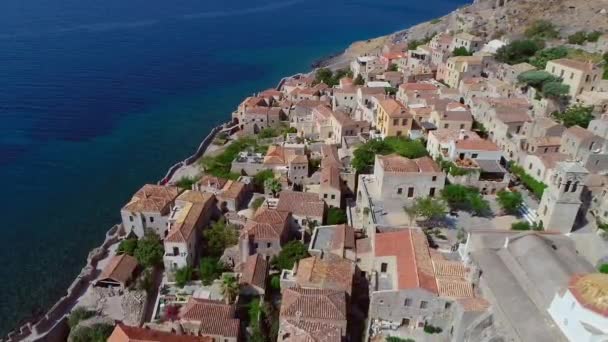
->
537, 161, 588, 234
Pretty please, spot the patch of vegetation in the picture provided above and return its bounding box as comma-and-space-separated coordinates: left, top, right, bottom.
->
524, 20, 559, 40
175, 176, 198, 190
430, 18, 441, 24
200, 137, 264, 180
314, 68, 352, 87
247, 298, 266, 342
68, 307, 96, 329
250, 197, 265, 210
388, 63, 399, 72
175, 266, 193, 287
528, 46, 568, 69
437, 157, 474, 177
203, 218, 238, 258
70, 324, 114, 342
604, 53, 608, 80
508, 162, 548, 199
452, 47, 472, 56
199, 257, 224, 285
117, 238, 138, 256
496, 190, 524, 215
264, 177, 282, 197
387, 337, 416, 342
441, 185, 491, 216
134, 232, 164, 268
495, 39, 543, 65
568, 31, 603, 45
327, 207, 347, 225
221, 274, 239, 304
404, 197, 447, 224
423, 323, 443, 334
599, 264, 608, 274
517, 70, 568, 99
385, 86, 398, 96
253, 169, 275, 189
552, 105, 594, 128
407, 33, 435, 51
511, 221, 542, 231
352, 137, 428, 173
271, 240, 308, 270
353, 74, 365, 85
472, 121, 488, 138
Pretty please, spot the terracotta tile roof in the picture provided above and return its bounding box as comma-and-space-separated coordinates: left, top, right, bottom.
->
532, 136, 562, 146
374, 229, 438, 293
123, 184, 181, 214
536, 153, 569, 169
377, 155, 441, 173
568, 273, 608, 317
320, 145, 342, 169
295, 100, 329, 110
264, 145, 307, 166
179, 298, 240, 338
243, 207, 289, 240
330, 110, 356, 126
313, 105, 334, 119
196, 175, 227, 191
565, 125, 595, 140
243, 96, 268, 108
166, 191, 215, 243
320, 166, 341, 190
98, 254, 138, 286
442, 110, 473, 122
277, 191, 325, 218
280, 288, 347, 321
219, 180, 246, 200
330, 224, 355, 252
280, 320, 342, 342
240, 254, 269, 291
108, 324, 212, 342
294, 256, 355, 294
359, 87, 386, 95
399, 83, 438, 92
494, 107, 531, 124
455, 139, 500, 151
378, 99, 411, 118
436, 279, 474, 298
457, 297, 490, 312
260, 89, 283, 98
550, 58, 596, 72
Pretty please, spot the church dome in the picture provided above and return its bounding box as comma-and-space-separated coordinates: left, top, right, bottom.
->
569, 273, 608, 317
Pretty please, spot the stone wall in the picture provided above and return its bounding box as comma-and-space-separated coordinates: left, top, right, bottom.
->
4, 225, 120, 342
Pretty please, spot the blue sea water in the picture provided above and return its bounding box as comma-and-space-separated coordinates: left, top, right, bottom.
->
0, 0, 468, 333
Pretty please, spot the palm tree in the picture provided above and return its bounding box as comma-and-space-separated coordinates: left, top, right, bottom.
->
264, 178, 282, 198
221, 275, 239, 304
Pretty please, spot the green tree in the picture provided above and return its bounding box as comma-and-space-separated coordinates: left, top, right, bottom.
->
599, 264, 608, 274
552, 105, 594, 128
385, 87, 398, 96
134, 233, 164, 268
270, 274, 281, 290
136, 268, 154, 292
587, 31, 602, 42
253, 169, 275, 189
517, 70, 559, 89
469, 194, 491, 217
541, 81, 569, 99
413, 197, 447, 221
271, 240, 309, 270
258, 128, 279, 139
441, 185, 490, 216
388, 63, 399, 72
495, 40, 542, 65
175, 176, 197, 190
199, 257, 224, 285
496, 190, 524, 215
524, 20, 559, 39
511, 221, 531, 231
314, 68, 334, 86
568, 31, 588, 45
327, 207, 347, 225
174, 266, 193, 288
403, 204, 419, 226
250, 197, 265, 210
203, 219, 238, 257
264, 178, 282, 197
221, 274, 239, 304
70, 324, 114, 342
452, 47, 472, 56
117, 238, 138, 256
68, 307, 96, 328
351, 137, 427, 173
528, 46, 568, 69
353, 74, 365, 85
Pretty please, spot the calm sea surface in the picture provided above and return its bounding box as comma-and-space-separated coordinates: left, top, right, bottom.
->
0, 0, 467, 333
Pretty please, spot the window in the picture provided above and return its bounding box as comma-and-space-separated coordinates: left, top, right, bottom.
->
445, 302, 451, 309
149, 216, 154, 223
429, 188, 436, 197
404, 298, 412, 306
393, 119, 399, 125
472, 153, 478, 159
331, 194, 335, 199
420, 301, 428, 309
380, 263, 388, 273
402, 318, 410, 326
129, 216, 133, 222
408, 188, 414, 198
267, 242, 272, 248
570, 72, 574, 80
444, 123, 449, 129
402, 118, 408, 125
324, 194, 328, 199
173, 247, 179, 255
397, 188, 403, 195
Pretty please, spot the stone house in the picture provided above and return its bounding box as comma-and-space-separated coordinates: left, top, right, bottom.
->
328, 110, 370, 145
523, 153, 569, 185
450, 32, 483, 53
163, 191, 216, 272
350, 55, 384, 80
121, 184, 182, 238
545, 59, 603, 98
524, 136, 562, 155
588, 114, 608, 140
276, 191, 326, 232
319, 165, 342, 208
240, 106, 284, 135
495, 62, 536, 85
375, 99, 413, 138
379, 71, 404, 87
280, 255, 355, 296
278, 288, 348, 340
369, 229, 475, 335
95, 254, 139, 289
240, 254, 269, 296
559, 125, 608, 173
109, 324, 212, 342
427, 129, 481, 159
263, 145, 309, 184
438, 55, 485, 88
522, 117, 565, 141
239, 207, 290, 262
332, 85, 359, 112
179, 298, 240, 342
309, 224, 357, 262
429, 103, 473, 130
217, 180, 249, 212
396, 82, 439, 106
